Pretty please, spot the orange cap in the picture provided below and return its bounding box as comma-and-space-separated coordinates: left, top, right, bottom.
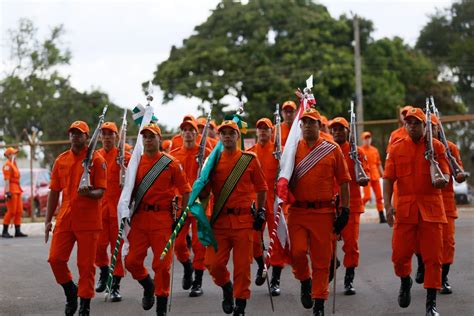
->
400, 105, 414, 115
430, 114, 439, 125
210, 120, 217, 129
196, 117, 207, 127
183, 114, 195, 122
256, 118, 273, 129
180, 120, 198, 132
217, 120, 240, 134
320, 115, 329, 126
300, 108, 322, 122
124, 143, 133, 152
140, 123, 162, 136
361, 131, 372, 139
282, 101, 297, 110
328, 117, 350, 129
161, 140, 172, 150
101, 121, 118, 133
404, 107, 426, 123
4, 147, 19, 157
68, 121, 90, 134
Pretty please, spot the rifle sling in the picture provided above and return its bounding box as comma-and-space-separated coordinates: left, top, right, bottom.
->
210, 153, 254, 226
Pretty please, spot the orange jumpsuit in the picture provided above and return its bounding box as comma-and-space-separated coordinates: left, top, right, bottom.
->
95, 147, 131, 277
338, 142, 366, 268
203, 150, 268, 299
170, 145, 211, 271
441, 141, 463, 265
384, 136, 449, 289
280, 122, 291, 146
248, 142, 287, 267
124, 152, 191, 297
289, 138, 351, 300
362, 144, 384, 211
2, 159, 23, 225
387, 126, 408, 209
48, 147, 107, 298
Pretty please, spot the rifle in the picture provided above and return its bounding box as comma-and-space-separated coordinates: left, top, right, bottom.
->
349, 101, 369, 184
429, 96, 467, 183
117, 109, 128, 188
424, 98, 448, 186
273, 103, 282, 161
78, 105, 108, 191
196, 111, 211, 177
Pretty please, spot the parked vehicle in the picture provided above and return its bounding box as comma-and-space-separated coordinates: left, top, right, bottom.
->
454, 179, 472, 205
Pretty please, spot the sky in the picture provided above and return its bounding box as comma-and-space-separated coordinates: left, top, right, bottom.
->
0, 0, 454, 129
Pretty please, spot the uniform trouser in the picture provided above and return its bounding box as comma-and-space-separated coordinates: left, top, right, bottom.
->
205, 227, 253, 299
95, 215, 125, 277
175, 216, 206, 270
392, 218, 443, 289
340, 213, 361, 268
288, 211, 334, 300
442, 216, 456, 264
48, 230, 100, 298
124, 227, 173, 296
4, 193, 23, 225
363, 180, 384, 211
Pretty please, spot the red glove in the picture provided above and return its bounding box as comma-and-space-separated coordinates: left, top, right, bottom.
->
276, 178, 295, 204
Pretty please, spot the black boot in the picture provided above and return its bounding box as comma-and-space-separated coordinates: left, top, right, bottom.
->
313, 298, 325, 316
78, 298, 90, 316
189, 269, 204, 297
61, 281, 78, 316
379, 211, 387, 224
426, 288, 440, 316
270, 266, 282, 296
221, 281, 234, 314
440, 264, 452, 294
110, 276, 122, 302
233, 298, 246, 316
95, 265, 109, 293
328, 256, 340, 283
344, 267, 356, 295
156, 296, 168, 316
254, 256, 267, 286
415, 254, 425, 284
300, 278, 313, 309
398, 276, 412, 308
2, 224, 13, 238
138, 274, 155, 310
181, 259, 194, 290
14, 225, 28, 237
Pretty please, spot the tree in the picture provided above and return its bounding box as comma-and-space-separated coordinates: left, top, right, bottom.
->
417, 0, 474, 113
149, 0, 461, 125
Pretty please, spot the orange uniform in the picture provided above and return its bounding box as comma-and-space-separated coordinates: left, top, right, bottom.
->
387, 126, 408, 153
320, 131, 334, 142
362, 144, 384, 211
384, 136, 449, 289
48, 147, 107, 298
288, 138, 351, 300
338, 142, 366, 268
280, 122, 291, 146
95, 147, 131, 277
124, 152, 191, 297
2, 159, 23, 226
170, 145, 211, 271
204, 149, 268, 300
170, 133, 213, 151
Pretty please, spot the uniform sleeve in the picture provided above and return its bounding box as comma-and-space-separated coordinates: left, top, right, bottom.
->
334, 148, 351, 184
251, 157, 268, 192
124, 151, 132, 167
2, 163, 11, 180
172, 160, 192, 195
449, 142, 464, 168
358, 147, 370, 174
49, 159, 62, 191
92, 154, 107, 190
383, 149, 396, 181
434, 141, 449, 174
375, 148, 382, 167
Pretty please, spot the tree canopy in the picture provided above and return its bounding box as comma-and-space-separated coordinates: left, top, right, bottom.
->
150, 0, 462, 125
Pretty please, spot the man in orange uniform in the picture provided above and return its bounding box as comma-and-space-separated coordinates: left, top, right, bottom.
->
383, 108, 449, 316
124, 123, 191, 315
45, 121, 107, 316
329, 117, 369, 296
319, 115, 334, 141
361, 131, 386, 223
197, 117, 219, 148
170, 120, 211, 297
94, 122, 131, 302
170, 114, 195, 150
201, 120, 268, 315
248, 118, 286, 296
2, 147, 27, 238
280, 101, 297, 146
387, 105, 413, 153
287, 108, 351, 316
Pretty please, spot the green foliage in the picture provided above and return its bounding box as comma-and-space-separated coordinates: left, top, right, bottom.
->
149, 0, 461, 126
417, 0, 474, 113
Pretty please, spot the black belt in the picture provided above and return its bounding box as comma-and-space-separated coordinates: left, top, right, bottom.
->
293, 200, 334, 209
139, 204, 170, 212
224, 207, 251, 215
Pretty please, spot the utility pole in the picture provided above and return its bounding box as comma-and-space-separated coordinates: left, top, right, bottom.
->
353, 14, 364, 137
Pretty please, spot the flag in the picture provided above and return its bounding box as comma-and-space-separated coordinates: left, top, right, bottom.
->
132, 103, 158, 126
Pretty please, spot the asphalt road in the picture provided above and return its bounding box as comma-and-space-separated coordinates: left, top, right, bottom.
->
1, 218, 473, 316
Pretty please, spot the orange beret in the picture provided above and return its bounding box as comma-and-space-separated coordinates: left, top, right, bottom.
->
68, 121, 90, 134
101, 121, 118, 133
404, 107, 426, 123
328, 117, 349, 129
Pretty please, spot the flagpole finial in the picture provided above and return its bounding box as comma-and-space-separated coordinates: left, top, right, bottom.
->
146, 81, 154, 103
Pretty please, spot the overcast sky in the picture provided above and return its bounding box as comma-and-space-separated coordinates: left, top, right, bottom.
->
1, 0, 453, 129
